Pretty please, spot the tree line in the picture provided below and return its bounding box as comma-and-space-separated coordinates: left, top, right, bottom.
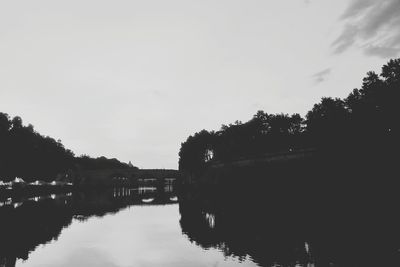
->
0, 114, 135, 182
179, 58, 399, 173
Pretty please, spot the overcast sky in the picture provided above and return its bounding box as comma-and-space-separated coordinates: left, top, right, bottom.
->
1, 0, 399, 169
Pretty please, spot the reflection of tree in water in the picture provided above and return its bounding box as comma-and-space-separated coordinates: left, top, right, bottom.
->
178, 188, 400, 267
0, 187, 177, 266
179, 200, 311, 266
0, 199, 73, 266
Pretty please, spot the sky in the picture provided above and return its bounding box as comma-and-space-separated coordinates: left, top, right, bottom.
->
0, 0, 399, 169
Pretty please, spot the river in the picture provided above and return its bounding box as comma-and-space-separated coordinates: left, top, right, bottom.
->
0, 188, 262, 267
1, 186, 400, 267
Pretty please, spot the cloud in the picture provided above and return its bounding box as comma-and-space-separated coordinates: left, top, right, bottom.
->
333, 0, 400, 58
364, 45, 400, 58
340, 0, 375, 20
332, 25, 358, 54
312, 68, 331, 84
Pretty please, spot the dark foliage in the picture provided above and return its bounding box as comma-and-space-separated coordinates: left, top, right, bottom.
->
179, 58, 400, 172
75, 155, 134, 170
0, 114, 135, 182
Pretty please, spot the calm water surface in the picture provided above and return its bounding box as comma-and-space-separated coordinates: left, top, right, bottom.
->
0, 189, 260, 267
3, 187, 400, 267
18, 204, 258, 267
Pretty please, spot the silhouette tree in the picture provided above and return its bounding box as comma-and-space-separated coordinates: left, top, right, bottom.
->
179, 130, 215, 173
0, 113, 136, 182
179, 58, 400, 173
305, 97, 349, 149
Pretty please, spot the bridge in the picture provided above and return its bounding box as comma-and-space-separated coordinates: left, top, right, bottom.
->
73, 168, 181, 187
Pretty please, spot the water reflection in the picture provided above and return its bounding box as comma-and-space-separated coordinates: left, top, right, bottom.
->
0, 187, 177, 266
178, 188, 400, 267
2, 185, 400, 267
